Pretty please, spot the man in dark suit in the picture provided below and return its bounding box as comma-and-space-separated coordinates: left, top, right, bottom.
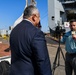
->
9, 5, 52, 75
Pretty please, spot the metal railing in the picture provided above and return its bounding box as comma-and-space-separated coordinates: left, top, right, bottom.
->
61, 0, 76, 4
65, 0, 75, 1
63, 0, 75, 1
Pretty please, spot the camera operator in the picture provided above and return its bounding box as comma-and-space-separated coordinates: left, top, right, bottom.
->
61, 19, 76, 75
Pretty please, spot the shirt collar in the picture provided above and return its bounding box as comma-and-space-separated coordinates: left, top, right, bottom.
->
24, 19, 33, 25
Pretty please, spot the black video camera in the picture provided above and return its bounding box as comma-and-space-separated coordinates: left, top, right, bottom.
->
55, 21, 65, 36
55, 25, 65, 35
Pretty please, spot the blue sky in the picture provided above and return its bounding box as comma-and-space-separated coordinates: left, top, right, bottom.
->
0, 0, 49, 32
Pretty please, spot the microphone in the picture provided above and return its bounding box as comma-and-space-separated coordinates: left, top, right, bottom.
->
71, 31, 76, 35
71, 31, 76, 39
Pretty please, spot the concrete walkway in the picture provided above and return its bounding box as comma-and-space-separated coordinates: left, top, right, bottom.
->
47, 44, 66, 75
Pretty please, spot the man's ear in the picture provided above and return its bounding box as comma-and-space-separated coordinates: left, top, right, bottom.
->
32, 14, 36, 22
32, 16, 35, 21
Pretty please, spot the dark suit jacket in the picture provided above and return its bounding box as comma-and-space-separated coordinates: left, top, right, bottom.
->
10, 20, 52, 75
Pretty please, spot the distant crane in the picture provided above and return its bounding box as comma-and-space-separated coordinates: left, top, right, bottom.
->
13, 0, 36, 27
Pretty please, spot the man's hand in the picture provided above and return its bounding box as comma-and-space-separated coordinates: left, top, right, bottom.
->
71, 31, 76, 40
72, 35, 76, 40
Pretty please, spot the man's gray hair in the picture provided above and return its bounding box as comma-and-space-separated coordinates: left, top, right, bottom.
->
23, 5, 39, 19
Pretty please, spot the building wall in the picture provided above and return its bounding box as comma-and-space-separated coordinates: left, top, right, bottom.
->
48, 0, 65, 30
55, 0, 65, 24
48, 0, 55, 29
0, 30, 7, 36
48, 0, 76, 33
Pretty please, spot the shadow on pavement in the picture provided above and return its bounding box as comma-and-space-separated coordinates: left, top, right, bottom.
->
4, 47, 10, 52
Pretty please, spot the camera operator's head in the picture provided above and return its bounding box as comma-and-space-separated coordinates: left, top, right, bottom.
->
69, 19, 76, 31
